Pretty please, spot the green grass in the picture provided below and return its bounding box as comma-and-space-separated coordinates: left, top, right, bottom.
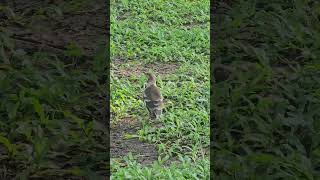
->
111, 0, 210, 179
111, 0, 209, 63
0, 40, 109, 178
112, 153, 209, 179
212, 0, 320, 179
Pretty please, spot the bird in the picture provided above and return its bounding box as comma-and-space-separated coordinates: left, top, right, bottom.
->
143, 72, 164, 119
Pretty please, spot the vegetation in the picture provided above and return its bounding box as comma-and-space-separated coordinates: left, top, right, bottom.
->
0, 1, 108, 179
1, 0, 318, 179
212, 0, 320, 179
111, 0, 210, 179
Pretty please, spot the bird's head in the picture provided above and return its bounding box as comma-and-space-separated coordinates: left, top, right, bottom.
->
145, 72, 156, 85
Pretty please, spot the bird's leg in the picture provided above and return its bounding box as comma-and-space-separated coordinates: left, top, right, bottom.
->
150, 109, 157, 119
147, 107, 154, 119
155, 109, 162, 119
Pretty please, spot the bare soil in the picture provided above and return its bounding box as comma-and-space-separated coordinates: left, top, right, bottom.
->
112, 60, 179, 78
1, 0, 108, 57
110, 117, 158, 165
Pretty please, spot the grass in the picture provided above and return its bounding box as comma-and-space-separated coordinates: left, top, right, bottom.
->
112, 153, 209, 179
212, 0, 320, 179
0, 1, 109, 179
2, 0, 318, 179
0, 36, 109, 179
111, 0, 210, 179
111, 0, 209, 63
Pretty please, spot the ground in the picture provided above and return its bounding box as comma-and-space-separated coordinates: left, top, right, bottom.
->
2, 0, 106, 56
111, 117, 157, 166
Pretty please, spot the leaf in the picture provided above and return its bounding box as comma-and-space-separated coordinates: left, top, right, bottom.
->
63, 111, 84, 129
248, 153, 279, 164
123, 133, 139, 139
84, 121, 93, 136
6, 101, 20, 119
67, 167, 86, 176
92, 45, 108, 72
65, 42, 84, 57
33, 136, 50, 164
0, 135, 11, 151
31, 98, 47, 124
0, 135, 15, 156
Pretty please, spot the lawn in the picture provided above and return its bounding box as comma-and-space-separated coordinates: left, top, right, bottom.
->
110, 0, 210, 179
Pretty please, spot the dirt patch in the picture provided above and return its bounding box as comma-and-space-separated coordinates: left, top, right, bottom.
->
111, 117, 158, 165
2, 0, 107, 57
112, 61, 179, 78
146, 62, 179, 76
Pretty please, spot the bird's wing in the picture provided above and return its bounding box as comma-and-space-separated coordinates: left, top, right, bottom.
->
145, 99, 164, 110
143, 91, 151, 102
146, 86, 162, 101
144, 84, 164, 112
152, 99, 163, 106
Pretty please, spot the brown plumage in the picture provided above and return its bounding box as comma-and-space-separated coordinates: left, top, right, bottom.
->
143, 73, 164, 119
